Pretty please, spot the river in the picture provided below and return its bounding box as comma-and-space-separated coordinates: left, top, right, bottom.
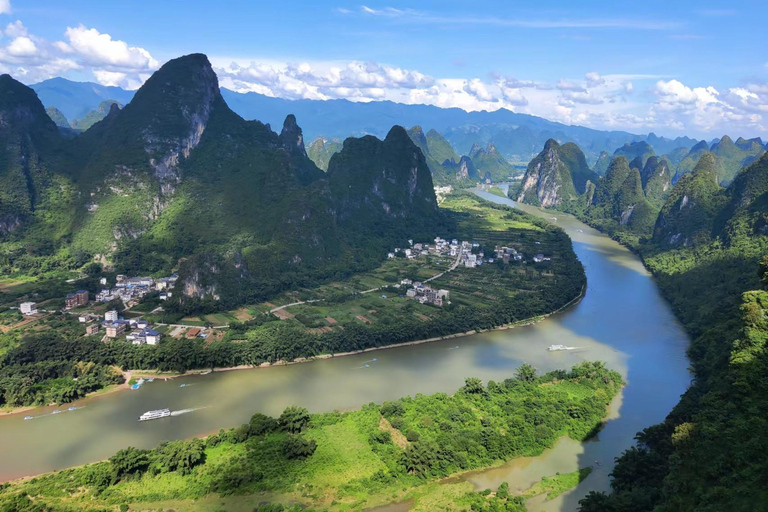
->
0, 190, 691, 512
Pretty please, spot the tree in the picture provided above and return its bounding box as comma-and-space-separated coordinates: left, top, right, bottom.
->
249, 412, 279, 437
279, 406, 311, 434
281, 435, 317, 459
759, 255, 768, 288
462, 377, 485, 394
109, 447, 150, 479
515, 363, 537, 382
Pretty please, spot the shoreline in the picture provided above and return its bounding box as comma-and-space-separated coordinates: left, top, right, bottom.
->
1, 285, 586, 419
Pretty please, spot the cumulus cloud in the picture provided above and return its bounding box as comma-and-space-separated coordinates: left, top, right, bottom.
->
0, 21, 157, 87
0, 0, 10, 16
557, 78, 585, 92
217, 59, 433, 101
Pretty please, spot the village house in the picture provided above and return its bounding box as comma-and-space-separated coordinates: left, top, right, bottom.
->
103, 320, 129, 338
105, 310, 118, 322
20, 302, 37, 315
86, 324, 100, 335
65, 290, 89, 309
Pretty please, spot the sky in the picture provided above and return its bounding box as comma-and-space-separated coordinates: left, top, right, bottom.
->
0, 0, 766, 139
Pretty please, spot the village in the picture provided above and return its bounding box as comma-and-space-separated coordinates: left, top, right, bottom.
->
16, 272, 194, 347
388, 237, 550, 307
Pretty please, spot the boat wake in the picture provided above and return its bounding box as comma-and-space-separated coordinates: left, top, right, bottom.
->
170, 406, 208, 417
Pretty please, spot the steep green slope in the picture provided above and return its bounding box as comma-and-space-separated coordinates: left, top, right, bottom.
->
710, 135, 765, 185
469, 142, 516, 182
579, 153, 768, 512
585, 157, 657, 239
45, 106, 69, 128
592, 151, 611, 176
306, 136, 343, 171
70, 100, 122, 131
652, 153, 725, 247
516, 139, 596, 212
406, 125, 469, 186
641, 156, 672, 208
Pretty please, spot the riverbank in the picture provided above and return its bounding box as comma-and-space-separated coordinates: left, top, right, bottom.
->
0, 362, 622, 511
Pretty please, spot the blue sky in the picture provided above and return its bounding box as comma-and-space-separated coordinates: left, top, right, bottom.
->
2, 0, 767, 138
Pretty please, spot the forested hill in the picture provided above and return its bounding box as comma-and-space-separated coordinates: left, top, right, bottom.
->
576, 155, 768, 510
0, 53, 443, 309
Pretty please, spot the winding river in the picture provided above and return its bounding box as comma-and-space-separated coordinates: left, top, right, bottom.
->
0, 190, 691, 511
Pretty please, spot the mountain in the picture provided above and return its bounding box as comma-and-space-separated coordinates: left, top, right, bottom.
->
709, 135, 765, 184
31, 77, 135, 121
0, 74, 69, 237
516, 139, 596, 211
640, 156, 672, 208
613, 140, 655, 167
306, 136, 343, 171
32, 77, 700, 166
3, 55, 443, 308
327, 126, 439, 230
586, 156, 657, 236
652, 153, 725, 247
592, 151, 611, 176
45, 106, 69, 128
405, 126, 479, 186
673, 137, 765, 185
469, 142, 517, 182
70, 100, 123, 131
645, 132, 699, 155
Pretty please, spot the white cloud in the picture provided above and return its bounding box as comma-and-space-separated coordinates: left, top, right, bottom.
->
557, 78, 585, 92
0, 22, 158, 87
0, 1, 10, 16
64, 25, 158, 71
4, 20, 25, 37
6, 36, 36, 57
585, 72, 605, 87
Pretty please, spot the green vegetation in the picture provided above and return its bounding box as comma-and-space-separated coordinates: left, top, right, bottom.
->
70, 100, 122, 131
0, 362, 622, 511
306, 136, 343, 171
470, 142, 517, 182
577, 154, 768, 511
523, 467, 593, 500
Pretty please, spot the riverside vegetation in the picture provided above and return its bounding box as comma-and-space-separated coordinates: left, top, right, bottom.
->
0, 362, 623, 512
513, 135, 768, 510
0, 193, 584, 409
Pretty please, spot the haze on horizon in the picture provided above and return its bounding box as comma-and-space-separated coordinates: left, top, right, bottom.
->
0, 0, 766, 139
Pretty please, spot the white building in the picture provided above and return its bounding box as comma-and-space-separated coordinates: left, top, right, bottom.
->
20, 302, 37, 315
105, 310, 118, 322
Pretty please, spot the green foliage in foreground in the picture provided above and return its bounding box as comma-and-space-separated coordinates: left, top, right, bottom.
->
0, 362, 622, 512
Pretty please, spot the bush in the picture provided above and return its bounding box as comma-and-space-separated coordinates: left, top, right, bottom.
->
380, 400, 405, 417
390, 417, 404, 430
368, 430, 391, 445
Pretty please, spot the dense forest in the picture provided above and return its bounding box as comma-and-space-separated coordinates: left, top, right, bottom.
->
0, 362, 622, 512
576, 154, 768, 510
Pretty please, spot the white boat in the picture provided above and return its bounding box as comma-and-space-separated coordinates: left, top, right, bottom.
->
23, 415, 33, 420
139, 408, 171, 421
200, 370, 211, 375
547, 344, 576, 351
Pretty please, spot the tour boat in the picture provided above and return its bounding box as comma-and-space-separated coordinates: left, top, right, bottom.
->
23, 415, 33, 420
67, 406, 76, 411
52, 409, 61, 414
138, 408, 171, 421
547, 344, 576, 351
131, 378, 145, 390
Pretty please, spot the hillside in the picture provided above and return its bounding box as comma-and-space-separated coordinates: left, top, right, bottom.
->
1, 55, 445, 310
579, 153, 768, 512
516, 139, 596, 212
306, 136, 343, 171
469, 142, 517, 182
70, 100, 123, 131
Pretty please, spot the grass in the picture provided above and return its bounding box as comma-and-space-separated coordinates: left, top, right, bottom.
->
522, 467, 594, 500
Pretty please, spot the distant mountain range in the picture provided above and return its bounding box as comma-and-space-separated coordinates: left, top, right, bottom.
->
32, 77, 705, 166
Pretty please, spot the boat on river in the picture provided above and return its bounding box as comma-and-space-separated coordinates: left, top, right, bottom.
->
547, 344, 577, 351
52, 409, 61, 414
131, 378, 145, 390
139, 408, 171, 421
23, 415, 33, 420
